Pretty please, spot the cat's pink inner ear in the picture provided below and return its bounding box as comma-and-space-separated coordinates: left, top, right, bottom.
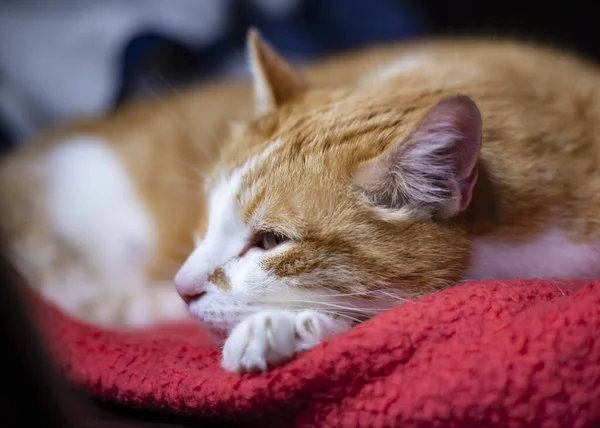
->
408, 95, 482, 214
354, 95, 482, 218
247, 28, 307, 115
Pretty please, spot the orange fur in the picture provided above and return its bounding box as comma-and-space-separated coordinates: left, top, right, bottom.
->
2, 32, 600, 333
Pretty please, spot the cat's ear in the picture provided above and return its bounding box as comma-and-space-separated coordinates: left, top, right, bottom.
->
247, 28, 307, 116
354, 95, 482, 219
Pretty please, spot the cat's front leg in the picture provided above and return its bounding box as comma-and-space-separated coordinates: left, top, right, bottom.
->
221, 310, 350, 373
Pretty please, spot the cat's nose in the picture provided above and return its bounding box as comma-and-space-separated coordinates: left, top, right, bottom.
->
174, 271, 206, 304
175, 247, 213, 303
175, 281, 206, 304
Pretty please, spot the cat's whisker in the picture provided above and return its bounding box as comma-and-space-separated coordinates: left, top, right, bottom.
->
308, 289, 399, 298
266, 298, 396, 313
549, 278, 567, 296
145, 72, 227, 165
311, 310, 366, 324
375, 289, 423, 304
249, 304, 366, 324
310, 289, 421, 305
170, 158, 210, 181
112, 145, 209, 181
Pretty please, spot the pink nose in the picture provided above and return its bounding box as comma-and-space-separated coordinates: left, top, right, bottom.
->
174, 272, 206, 304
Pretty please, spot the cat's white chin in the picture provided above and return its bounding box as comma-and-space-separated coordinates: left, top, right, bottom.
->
186, 289, 252, 330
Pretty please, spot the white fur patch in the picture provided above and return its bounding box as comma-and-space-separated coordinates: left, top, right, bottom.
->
361, 54, 428, 83
174, 170, 250, 295
47, 137, 155, 275
465, 228, 600, 281
19, 135, 186, 327
175, 138, 285, 296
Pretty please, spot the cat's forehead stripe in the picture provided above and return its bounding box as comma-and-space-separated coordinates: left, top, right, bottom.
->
236, 138, 284, 178
232, 138, 285, 210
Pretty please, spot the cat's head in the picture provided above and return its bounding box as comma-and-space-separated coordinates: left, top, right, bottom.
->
175, 30, 482, 338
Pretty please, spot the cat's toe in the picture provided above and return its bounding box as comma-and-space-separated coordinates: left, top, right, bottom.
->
294, 310, 343, 351
221, 310, 297, 373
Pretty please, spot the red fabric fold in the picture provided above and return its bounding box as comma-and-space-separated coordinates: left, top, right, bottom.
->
30, 278, 600, 427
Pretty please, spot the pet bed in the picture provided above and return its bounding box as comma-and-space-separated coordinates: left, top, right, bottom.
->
25, 276, 600, 427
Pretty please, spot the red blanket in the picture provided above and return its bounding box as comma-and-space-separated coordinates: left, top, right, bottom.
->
31, 278, 600, 427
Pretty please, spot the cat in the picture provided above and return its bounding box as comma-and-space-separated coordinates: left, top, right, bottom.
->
2, 29, 600, 373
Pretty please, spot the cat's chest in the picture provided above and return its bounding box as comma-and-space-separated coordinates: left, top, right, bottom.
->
464, 228, 600, 281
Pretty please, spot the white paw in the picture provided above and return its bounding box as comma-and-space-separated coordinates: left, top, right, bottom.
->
221, 310, 344, 373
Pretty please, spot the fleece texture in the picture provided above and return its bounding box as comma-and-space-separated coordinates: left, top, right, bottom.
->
29, 278, 600, 427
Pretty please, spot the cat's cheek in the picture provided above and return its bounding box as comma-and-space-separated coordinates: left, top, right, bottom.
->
223, 252, 281, 295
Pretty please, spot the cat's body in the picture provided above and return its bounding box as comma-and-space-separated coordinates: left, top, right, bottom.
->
3, 33, 600, 371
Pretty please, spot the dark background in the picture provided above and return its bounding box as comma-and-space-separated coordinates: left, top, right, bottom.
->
1, 1, 599, 426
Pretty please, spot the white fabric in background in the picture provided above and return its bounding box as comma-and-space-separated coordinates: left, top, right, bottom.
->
0, 0, 232, 140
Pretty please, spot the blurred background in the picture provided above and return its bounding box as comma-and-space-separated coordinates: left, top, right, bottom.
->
2, 2, 600, 426
0, 0, 599, 157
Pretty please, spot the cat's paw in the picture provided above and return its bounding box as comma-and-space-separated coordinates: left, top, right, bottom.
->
221, 310, 338, 373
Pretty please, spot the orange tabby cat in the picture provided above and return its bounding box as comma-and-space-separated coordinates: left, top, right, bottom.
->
2, 29, 600, 372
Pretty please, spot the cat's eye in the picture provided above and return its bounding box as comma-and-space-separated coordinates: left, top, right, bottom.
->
256, 231, 289, 251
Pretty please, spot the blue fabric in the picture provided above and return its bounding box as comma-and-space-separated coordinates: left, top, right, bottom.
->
262, 0, 425, 56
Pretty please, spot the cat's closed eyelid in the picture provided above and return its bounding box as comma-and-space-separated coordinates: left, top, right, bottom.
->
257, 231, 289, 251
238, 239, 259, 257
236, 232, 280, 257
239, 231, 292, 255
